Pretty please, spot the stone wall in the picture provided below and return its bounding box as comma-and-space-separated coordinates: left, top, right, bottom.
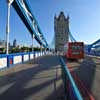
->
54, 12, 69, 52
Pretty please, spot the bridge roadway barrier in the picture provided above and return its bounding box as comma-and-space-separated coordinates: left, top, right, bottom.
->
60, 57, 83, 100
86, 51, 100, 57
0, 55, 64, 100
0, 51, 50, 70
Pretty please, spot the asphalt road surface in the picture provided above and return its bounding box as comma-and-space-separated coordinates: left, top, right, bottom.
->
67, 56, 100, 100
0, 55, 64, 100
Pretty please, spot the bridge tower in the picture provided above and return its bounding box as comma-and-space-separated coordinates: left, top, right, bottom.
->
54, 12, 69, 52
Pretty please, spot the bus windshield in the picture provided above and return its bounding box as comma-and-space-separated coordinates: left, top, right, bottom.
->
71, 45, 82, 51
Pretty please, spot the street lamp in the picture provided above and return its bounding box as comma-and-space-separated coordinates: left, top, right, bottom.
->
6, 2, 11, 54
32, 34, 35, 52
6, 0, 14, 54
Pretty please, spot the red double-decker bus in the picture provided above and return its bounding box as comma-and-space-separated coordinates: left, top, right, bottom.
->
64, 42, 84, 59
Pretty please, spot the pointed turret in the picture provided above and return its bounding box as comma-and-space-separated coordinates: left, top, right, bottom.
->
54, 12, 69, 52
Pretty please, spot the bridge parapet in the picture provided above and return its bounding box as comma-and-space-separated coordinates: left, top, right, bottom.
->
0, 51, 50, 70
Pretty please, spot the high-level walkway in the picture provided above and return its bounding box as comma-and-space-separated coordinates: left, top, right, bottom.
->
0, 55, 64, 100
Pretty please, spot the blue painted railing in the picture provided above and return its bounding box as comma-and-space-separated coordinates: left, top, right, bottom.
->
0, 51, 49, 70
86, 51, 100, 57
60, 57, 83, 100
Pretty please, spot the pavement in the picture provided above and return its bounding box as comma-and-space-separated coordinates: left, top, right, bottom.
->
0, 55, 64, 100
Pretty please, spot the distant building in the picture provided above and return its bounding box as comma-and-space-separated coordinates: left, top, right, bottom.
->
13, 39, 17, 47
54, 12, 69, 52
0, 40, 6, 48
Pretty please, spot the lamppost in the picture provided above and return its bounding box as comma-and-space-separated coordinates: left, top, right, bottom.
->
6, 1, 11, 54
32, 34, 35, 52
6, 0, 14, 54
40, 44, 43, 56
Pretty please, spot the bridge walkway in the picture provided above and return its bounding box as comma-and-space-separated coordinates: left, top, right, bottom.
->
0, 55, 64, 100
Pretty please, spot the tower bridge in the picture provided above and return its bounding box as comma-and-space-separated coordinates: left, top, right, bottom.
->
0, 0, 100, 100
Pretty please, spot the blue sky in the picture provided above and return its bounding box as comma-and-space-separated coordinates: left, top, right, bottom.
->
0, 0, 100, 46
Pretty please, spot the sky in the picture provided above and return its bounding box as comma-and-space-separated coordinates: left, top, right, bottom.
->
0, 0, 100, 47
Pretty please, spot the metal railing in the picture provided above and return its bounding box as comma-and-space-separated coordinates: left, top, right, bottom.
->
60, 57, 83, 100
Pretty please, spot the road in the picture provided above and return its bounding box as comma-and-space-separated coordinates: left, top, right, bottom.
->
0, 55, 64, 100
67, 55, 100, 100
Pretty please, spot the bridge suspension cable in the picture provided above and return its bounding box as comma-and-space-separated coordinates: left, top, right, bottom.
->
87, 39, 100, 54
48, 35, 55, 50
6, 0, 48, 54
68, 29, 76, 42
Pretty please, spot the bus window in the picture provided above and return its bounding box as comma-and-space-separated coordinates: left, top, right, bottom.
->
71, 45, 82, 50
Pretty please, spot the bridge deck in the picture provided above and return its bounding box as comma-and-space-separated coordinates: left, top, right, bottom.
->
0, 55, 64, 100
66, 56, 100, 100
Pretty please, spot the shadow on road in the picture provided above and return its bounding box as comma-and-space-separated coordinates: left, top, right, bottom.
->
0, 55, 63, 100
66, 56, 100, 99
74, 57, 96, 90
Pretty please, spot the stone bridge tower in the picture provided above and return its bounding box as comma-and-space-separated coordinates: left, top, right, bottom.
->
54, 12, 69, 52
